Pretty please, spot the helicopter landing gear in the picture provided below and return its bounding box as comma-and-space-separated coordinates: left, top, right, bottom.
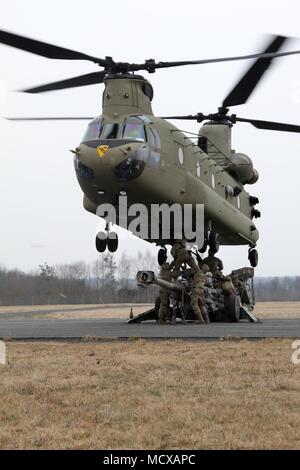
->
96, 222, 119, 253
95, 232, 107, 252
208, 231, 220, 253
107, 232, 118, 252
158, 247, 167, 266
248, 247, 258, 267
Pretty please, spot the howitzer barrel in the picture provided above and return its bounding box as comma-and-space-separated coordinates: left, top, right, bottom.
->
136, 271, 184, 294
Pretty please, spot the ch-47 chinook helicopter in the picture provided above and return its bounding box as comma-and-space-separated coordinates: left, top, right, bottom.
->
2, 30, 300, 268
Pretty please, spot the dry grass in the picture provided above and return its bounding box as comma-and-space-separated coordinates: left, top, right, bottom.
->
0, 339, 300, 449
0, 304, 97, 314
36, 304, 151, 319
0, 304, 151, 319
255, 302, 300, 319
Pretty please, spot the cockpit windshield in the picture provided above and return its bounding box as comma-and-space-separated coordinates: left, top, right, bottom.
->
82, 117, 122, 142
81, 117, 103, 141
82, 115, 159, 146
123, 116, 146, 142
101, 123, 120, 139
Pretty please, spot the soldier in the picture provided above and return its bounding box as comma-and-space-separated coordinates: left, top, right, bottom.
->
231, 273, 244, 292
202, 249, 223, 275
158, 262, 175, 324
221, 274, 235, 296
170, 239, 198, 278
190, 264, 210, 324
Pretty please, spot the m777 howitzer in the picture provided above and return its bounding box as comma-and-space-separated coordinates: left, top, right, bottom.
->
128, 268, 260, 324
137, 271, 184, 295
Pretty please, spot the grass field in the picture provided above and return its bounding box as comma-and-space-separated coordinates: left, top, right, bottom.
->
0, 301, 300, 319
1, 339, 300, 449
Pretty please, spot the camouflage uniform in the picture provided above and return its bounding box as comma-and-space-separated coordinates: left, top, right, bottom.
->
158, 262, 175, 323
190, 265, 210, 323
221, 275, 235, 296
231, 274, 244, 292
202, 252, 223, 275
170, 240, 198, 278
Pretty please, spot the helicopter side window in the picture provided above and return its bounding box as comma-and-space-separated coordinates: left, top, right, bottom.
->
147, 127, 161, 149
123, 117, 146, 142
101, 123, 120, 139
178, 147, 184, 165
148, 151, 160, 169
211, 173, 216, 189
81, 117, 103, 142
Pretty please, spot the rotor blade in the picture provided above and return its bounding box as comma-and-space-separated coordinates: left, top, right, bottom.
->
151, 46, 300, 71
160, 115, 199, 120
235, 117, 300, 132
21, 71, 107, 93
0, 29, 107, 65
6, 117, 93, 121
223, 36, 289, 108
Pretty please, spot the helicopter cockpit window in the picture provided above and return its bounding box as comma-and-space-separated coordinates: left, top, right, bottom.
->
81, 117, 103, 142
123, 117, 146, 142
100, 123, 120, 139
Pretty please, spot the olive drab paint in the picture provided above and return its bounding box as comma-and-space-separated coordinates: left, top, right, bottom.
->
77, 75, 259, 249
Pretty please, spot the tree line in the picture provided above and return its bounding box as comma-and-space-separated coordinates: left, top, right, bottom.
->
0, 253, 299, 305
253, 276, 300, 301
0, 252, 158, 306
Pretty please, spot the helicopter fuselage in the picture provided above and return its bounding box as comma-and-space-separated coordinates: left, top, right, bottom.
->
74, 75, 259, 248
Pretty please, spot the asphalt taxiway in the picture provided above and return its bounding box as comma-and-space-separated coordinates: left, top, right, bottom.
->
0, 317, 300, 340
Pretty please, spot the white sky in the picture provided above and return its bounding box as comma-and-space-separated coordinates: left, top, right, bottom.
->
0, 0, 300, 276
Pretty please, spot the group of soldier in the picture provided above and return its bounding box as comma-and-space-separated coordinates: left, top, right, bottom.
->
158, 239, 235, 324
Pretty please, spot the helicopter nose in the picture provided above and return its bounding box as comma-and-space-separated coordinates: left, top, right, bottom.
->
93, 142, 148, 181
112, 143, 148, 181
77, 141, 148, 186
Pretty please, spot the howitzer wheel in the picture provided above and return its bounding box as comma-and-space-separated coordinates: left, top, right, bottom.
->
225, 293, 241, 322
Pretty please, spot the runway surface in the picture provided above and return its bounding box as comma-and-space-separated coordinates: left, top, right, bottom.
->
1, 318, 300, 339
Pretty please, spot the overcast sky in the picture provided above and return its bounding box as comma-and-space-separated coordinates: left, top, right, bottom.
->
1, 0, 300, 276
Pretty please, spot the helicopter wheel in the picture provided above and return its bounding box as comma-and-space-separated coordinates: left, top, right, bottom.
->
248, 248, 258, 267
158, 248, 167, 266
107, 232, 118, 252
208, 232, 220, 253
95, 232, 107, 252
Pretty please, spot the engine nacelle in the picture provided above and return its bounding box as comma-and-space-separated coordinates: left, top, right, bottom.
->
229, 153, 259, 185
